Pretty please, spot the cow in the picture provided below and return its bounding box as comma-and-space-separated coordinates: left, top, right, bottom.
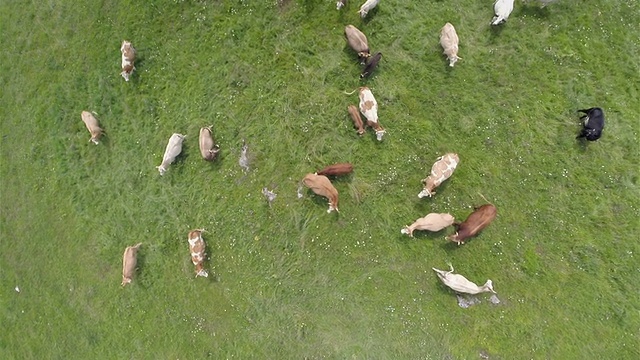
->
302, 173, 339, 213
440, 23, 461, 67
187, 229, 209, 278
348, 105, 366, 135
419, 153, 459, 198
80, 111, 103, 145
447, 204, 497, 245
316, 163, 353, 177
120, 40, 136, 81
239, 139, 250, 172
401, 213, 455, 237
344, 25, 370, 65
433, 264, 496, 295
491, 0, 514, 25
576, 107, 605, 141
358, 87, 386, 141
122, 243, 142, 286
157, 133, 186, 175
199, 126, 220, 161
337, 0, 347, 10
360, 52, 382, 78
358, 0, 380, 18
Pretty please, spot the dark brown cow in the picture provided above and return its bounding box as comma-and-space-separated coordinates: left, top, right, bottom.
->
360, 52, 382, 79
447, 204, 497, 245
316, 163, 353, 177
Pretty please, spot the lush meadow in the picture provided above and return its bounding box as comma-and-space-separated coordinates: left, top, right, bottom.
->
1, 0, 639, 358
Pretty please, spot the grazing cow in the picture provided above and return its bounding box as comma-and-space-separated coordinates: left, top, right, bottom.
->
447, 204, 497, 245
302, 173, 339, 213
419, 153, 459, 198
344, 25, 370, 65
199, 126, 220, 161
120, 40, 136, 81
576, 107, 605, 141
348, 105, 366, 135
262, 187, 277, 207
316, 163, 353, 177
358, 87, 386, 141
401, 213, 455, 237
491, 0, 514, 25
433, 264, 496, 295
122, 243, 142, 286
187, 230, 209, 278
239, 139, 250, 172
440, 23, 461, 67
157, 133, 186, 175
80, 111, 103, 145
360, 52, 382, 78
358, 0, 380, 18
337, 0, 347, 10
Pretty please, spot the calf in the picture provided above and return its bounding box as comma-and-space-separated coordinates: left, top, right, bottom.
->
440, 23, 461, 67
491, 0, 514, 25
344, 25, 370, 65
401, 213, 455, 237
348, 105, 366, 135
122, 243, 142, 286
302, 173, 339, 213
80, 111, 103, 145
576, 107, 605, 141
360, 52, 382, 78
120, 40, 136, 81
447, 204, 497, 245
157, 133, 186, 175
358, 87, 386, 141
336, 0, 347, 10
316, 163, 353, 177
419, 153, 459, 198
199, 126, 220, 161
358, 0, 380, 18
187, 230, 209, 278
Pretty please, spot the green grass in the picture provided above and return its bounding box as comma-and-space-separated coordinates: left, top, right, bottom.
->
1, 0, 639, 358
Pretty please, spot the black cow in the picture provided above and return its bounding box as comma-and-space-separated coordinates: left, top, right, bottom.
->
577, 107, 605, 141
360, 52, 382, 79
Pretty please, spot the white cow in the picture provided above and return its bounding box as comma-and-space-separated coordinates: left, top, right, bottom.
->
440, 23, 461, 67
491, 0, 514, 25
358, 0, 380, 18
358, 87, 385, 141
157, 133, 186, 175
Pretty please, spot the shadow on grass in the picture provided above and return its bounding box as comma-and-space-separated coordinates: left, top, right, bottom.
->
517, 4, 551, 20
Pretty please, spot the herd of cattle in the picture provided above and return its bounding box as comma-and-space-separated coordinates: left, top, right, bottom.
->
78, 1, 605, 301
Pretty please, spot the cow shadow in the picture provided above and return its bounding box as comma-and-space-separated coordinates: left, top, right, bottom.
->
517, 4, 551, 20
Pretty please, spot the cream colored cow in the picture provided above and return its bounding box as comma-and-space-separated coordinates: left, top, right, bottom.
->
401, 213, 455, 237
122, 243, 142, 286
440, 23, 461, 67
80, 111, 103, 145
302, 173, 339, 213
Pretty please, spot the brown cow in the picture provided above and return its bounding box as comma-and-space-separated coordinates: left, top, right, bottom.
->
360, 52, 382, 78
447, 204, 497, 245
316, 163, 353, 177
122, 243, 142, 286
344, 25, 370, 65
199, 126, 220, 161
348, 105, 365, 135
80, 111, 103, 145
188, 229, 208, 278
302, 173, 339, 213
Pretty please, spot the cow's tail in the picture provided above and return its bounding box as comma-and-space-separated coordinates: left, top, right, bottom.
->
477, 193, 491, 204
343, 88, 358, 95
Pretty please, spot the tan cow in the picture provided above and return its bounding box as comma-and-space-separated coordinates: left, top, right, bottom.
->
80, 111, 103, 145
348, 105, 365, 135
344, 25, 370, 65
188, 229, 209, 278
440, 23, 461, 67
401, 213, 455, 237
316, 163, 353, 177
419, 153, 459, 198
199, 126, 220, 161
120, 40, 136, 81
157, 133, 186, 175
358, 87, 385, 141
122, 243, 142, 286
447, 204, 497, 245
302, 173, 339, 213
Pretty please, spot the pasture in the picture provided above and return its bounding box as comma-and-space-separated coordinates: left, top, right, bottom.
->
1, 0, 638, 358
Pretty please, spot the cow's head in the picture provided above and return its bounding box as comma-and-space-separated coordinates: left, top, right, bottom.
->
448, 55, 461, 67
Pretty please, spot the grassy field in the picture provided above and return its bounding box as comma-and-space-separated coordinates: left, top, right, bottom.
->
1, 0, 639, 358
